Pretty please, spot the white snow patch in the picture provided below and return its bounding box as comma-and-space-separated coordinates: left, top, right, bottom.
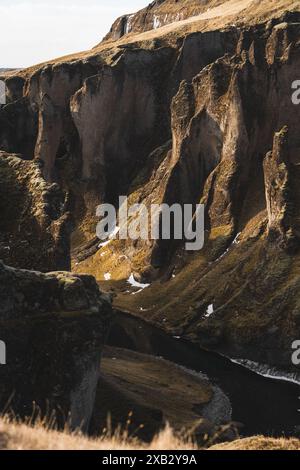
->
98, 226, 120, 248
127, 274, 150, 290
132, 289, 143, 296
98, 240, 111, 249
233, 232, 241, 245
205, 304, 214, 318
153, 15, 161, 29
214, 232, 241, 262
125, 14, 134, 34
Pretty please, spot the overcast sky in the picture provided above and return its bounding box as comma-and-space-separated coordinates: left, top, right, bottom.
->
0, 0, 147, 68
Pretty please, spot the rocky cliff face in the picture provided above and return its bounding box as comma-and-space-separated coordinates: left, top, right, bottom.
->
103, 0, 225, 41
0, 151, 73, 271
1, 1, 300, 382
0, 262, 112, 430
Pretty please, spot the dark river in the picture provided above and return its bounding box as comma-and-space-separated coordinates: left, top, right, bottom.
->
107, 310, 300, 438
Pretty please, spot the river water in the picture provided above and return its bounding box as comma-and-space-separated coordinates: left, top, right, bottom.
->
107, 310, 300, 437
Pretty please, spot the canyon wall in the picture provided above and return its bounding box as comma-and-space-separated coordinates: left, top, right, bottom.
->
1, 3, 300, 378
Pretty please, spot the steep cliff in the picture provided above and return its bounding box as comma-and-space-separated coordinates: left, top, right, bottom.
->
1, 0, 300, 383
0, 151, 72, 271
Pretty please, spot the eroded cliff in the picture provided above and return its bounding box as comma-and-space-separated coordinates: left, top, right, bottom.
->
1, 0, 300, 386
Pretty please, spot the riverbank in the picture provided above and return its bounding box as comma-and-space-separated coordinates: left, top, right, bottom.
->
89, 346, 231, 442
105, 311, 300, 438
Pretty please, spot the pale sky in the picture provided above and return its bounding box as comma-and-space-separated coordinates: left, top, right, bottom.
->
0, 0, 148, 68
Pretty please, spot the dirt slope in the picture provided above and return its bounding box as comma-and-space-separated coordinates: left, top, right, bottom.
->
89, 346, 231, 441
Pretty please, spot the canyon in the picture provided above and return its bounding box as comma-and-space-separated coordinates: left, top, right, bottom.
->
1, 0, 300, 444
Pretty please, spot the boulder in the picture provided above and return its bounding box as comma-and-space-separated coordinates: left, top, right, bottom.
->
0, 262, 112, 431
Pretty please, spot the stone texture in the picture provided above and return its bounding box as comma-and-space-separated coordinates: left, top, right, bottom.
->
0, 152, 72, 272
103, 0, 226, 41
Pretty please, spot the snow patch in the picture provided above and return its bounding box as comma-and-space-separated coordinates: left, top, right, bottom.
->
98, 226, 120, 248
98, 240, 111, 249
124, 14, 134, 34
233, 232, 241, 245
215, 232, 241, 262
205, 304, 214, 318
127, 274, 150, 290
132, 289, 143, 296
153, 15, 161, 29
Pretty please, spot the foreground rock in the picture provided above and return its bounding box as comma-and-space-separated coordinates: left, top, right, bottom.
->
0, 262, 112, 430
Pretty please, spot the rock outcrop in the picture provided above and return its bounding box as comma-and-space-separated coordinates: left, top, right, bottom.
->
0, 262, 112, 430
0, 151, 72, 272
103, 0, 225, 42
264, 127, 298, 249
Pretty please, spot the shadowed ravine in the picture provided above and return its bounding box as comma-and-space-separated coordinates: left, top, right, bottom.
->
107, 310, 300, 437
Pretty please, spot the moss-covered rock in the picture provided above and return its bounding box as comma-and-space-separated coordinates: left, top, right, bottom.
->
0, 262, 112, 431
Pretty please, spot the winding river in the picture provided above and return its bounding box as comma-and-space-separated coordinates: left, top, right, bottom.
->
107, 310, 300, 437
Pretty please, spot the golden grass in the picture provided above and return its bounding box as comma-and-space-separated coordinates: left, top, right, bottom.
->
0, 418, 196, 451
0, 417, 299, 450
210, 436, 300, 451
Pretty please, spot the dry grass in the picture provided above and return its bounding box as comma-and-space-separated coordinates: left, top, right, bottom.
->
0, 418, 196, 451
210, 436, 300, 450
0, 417, 299, 450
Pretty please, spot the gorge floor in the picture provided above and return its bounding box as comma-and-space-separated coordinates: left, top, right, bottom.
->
105, 310, 300, 438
